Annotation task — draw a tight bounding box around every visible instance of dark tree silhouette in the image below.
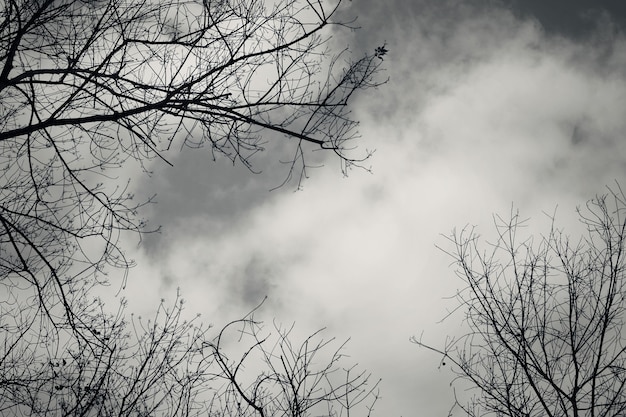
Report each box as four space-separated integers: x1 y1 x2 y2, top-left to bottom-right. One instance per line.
0 0 384 344
0 292 380 416
0 0 384 414
415 184 626 417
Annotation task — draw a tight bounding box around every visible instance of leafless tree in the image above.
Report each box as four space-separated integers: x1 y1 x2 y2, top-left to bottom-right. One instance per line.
0 0 384 351
414 184 626 417
205 308 380 417
0 292 380 416
0 0 384 414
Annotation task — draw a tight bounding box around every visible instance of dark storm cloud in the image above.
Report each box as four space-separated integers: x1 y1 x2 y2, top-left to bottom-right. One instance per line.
503 0 626 39
340 0 626 54
233 255 277 308
138 149 275 248
134 138 317 253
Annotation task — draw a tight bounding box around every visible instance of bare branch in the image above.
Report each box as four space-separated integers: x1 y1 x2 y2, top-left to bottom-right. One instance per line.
416 184 626 417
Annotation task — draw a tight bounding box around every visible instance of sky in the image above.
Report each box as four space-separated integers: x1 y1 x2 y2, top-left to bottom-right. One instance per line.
114 1 626 416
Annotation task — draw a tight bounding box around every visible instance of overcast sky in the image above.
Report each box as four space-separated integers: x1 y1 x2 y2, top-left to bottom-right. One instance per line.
117 1 626 416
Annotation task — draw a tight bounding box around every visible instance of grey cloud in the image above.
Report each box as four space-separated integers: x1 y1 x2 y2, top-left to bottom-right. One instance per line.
502 0 626 39
134 140 301 254
235 255 278 308
341 0 626 49
119 4 626 416
211 254 281 316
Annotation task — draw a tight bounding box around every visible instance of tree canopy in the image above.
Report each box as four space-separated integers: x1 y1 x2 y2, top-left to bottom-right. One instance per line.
0 0 385 415
416 185 626 417
0 0 384 333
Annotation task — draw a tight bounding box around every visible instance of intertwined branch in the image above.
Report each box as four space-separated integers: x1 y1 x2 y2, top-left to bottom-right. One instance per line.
415 184 626 417
0 1 385 414
0 292 380 417
0 0 385 346
205 312 381 417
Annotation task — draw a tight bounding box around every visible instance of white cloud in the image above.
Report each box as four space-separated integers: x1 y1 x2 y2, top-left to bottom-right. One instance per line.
118 2 626 416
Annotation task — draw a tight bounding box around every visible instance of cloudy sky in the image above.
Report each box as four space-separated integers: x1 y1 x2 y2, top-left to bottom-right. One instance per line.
116 1 626 416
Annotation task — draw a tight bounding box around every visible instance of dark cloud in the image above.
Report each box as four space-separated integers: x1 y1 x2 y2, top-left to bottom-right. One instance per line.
138 149 277 235
234 255 277 308
339 0 626 56
134 138 319 254
502 0 626 39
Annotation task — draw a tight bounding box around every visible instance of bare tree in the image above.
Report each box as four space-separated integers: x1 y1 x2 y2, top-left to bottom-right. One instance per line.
0 0 384 347
0 292 380 416
206 309 380 417
0 0 384 414
414 184 626 417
